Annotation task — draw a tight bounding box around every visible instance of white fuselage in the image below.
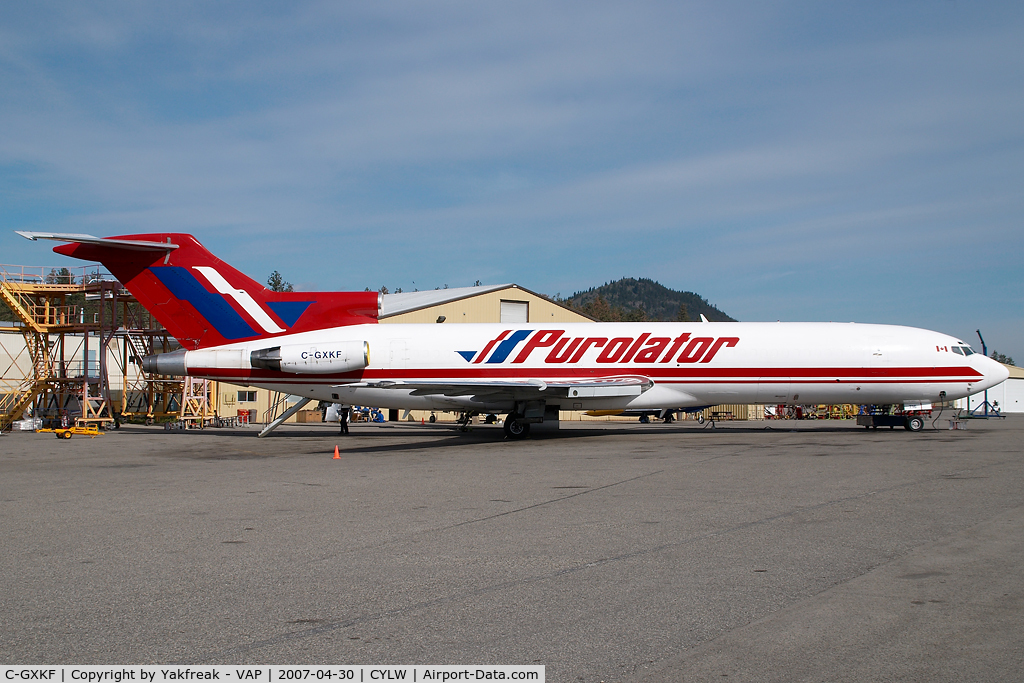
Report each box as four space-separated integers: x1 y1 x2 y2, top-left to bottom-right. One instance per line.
176 321 1009 413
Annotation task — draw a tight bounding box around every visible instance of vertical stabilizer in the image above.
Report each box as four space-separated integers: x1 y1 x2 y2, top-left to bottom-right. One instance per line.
20 232 378 349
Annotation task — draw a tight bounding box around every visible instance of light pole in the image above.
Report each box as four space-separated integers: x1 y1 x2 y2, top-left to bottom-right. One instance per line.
976 330 989 417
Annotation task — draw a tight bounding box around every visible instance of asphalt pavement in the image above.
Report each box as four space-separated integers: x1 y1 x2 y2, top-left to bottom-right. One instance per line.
1 416 1022 682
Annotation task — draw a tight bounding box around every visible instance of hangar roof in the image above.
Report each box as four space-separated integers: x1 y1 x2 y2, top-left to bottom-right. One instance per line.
380 284 514 318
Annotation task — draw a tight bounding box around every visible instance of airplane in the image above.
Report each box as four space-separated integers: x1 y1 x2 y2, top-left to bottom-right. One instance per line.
17 231 1009 438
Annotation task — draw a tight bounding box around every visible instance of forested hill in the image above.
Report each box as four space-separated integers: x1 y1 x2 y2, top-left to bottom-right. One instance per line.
566 278 735 322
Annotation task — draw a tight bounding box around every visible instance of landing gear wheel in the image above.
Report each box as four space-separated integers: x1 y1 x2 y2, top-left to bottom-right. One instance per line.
905 416 924 432
503 414 530 439
428 413 436 423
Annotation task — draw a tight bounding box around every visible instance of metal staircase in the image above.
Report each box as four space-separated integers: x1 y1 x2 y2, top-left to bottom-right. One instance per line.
1 262 203 431
0 279 48 430
1 265 115 430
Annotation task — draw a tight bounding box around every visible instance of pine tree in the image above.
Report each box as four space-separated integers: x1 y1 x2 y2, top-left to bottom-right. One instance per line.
991 351 1015 366
45 268 75 284
267 271 293 292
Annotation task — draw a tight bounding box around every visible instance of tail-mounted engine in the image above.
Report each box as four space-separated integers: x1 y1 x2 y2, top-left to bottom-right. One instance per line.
251 341 369 374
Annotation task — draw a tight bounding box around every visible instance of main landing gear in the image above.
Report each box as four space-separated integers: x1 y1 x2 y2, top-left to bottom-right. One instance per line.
503 413 530 439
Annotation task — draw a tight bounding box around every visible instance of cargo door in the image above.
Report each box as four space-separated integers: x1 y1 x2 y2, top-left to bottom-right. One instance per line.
756 377 792 404
389 340 409 369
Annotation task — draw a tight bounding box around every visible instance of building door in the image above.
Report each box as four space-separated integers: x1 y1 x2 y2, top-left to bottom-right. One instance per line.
500 300 528 323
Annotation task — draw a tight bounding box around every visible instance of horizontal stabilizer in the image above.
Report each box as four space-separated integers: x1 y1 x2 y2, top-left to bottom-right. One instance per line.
17 231 180 251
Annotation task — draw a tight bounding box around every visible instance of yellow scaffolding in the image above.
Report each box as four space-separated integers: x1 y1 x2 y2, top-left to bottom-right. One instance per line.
1 263 208 430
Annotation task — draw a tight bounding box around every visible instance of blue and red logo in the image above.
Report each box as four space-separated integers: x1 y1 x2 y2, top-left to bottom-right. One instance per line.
459 330 739 365
150 266 312 341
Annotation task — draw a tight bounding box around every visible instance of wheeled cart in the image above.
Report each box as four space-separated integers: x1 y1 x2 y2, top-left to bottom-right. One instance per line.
857 414 925 432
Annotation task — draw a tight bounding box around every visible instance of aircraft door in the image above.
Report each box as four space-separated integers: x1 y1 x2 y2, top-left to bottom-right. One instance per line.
756 377 792 404
389 340 409 369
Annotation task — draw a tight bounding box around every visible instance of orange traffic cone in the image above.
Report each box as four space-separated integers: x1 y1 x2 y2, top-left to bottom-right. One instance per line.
421 417 425 425
333 445 340 459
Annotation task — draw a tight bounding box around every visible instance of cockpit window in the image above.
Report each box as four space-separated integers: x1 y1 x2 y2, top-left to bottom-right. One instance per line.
961 346 974 356
951 346 963 356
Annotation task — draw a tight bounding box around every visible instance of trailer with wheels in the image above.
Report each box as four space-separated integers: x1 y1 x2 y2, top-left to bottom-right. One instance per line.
44 424 104 439
856 414 926 431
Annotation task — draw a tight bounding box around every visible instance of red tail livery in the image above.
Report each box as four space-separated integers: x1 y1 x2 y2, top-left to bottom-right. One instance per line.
34 232 378 350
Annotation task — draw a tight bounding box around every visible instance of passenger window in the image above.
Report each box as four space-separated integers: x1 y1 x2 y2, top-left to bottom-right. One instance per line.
951 347 963 355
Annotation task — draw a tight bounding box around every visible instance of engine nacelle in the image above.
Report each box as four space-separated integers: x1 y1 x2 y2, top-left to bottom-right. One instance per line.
142 348 187 376
142 348 251 375
250 341 369 374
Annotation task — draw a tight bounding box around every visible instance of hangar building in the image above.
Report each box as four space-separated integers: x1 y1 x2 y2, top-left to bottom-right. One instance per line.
378 283 591 325
958 363 1024 415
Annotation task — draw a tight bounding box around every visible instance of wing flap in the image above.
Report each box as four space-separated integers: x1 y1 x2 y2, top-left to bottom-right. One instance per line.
337 375 652 400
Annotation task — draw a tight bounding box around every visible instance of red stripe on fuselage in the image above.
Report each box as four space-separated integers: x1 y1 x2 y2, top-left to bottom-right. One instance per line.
198 377 982 387
191 364 983 383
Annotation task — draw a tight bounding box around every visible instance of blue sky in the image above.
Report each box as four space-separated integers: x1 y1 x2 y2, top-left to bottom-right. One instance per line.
2 1 1022 360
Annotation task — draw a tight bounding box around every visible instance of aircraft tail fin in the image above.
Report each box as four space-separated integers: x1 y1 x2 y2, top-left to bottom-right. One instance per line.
18 232 379 350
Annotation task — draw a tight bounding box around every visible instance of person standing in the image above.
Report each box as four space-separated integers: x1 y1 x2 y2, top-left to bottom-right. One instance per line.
339 405 349 435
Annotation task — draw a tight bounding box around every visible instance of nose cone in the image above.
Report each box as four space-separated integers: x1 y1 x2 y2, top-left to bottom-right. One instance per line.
973 354 1010 392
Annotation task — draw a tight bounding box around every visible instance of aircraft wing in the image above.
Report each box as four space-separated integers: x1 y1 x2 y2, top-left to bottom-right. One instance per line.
337 375 653 400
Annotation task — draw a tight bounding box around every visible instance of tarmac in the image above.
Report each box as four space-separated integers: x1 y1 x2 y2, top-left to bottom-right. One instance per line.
1 415 1022 682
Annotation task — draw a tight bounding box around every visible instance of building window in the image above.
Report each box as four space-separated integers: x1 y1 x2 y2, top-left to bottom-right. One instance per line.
238 391 258 403
500 300 529 323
